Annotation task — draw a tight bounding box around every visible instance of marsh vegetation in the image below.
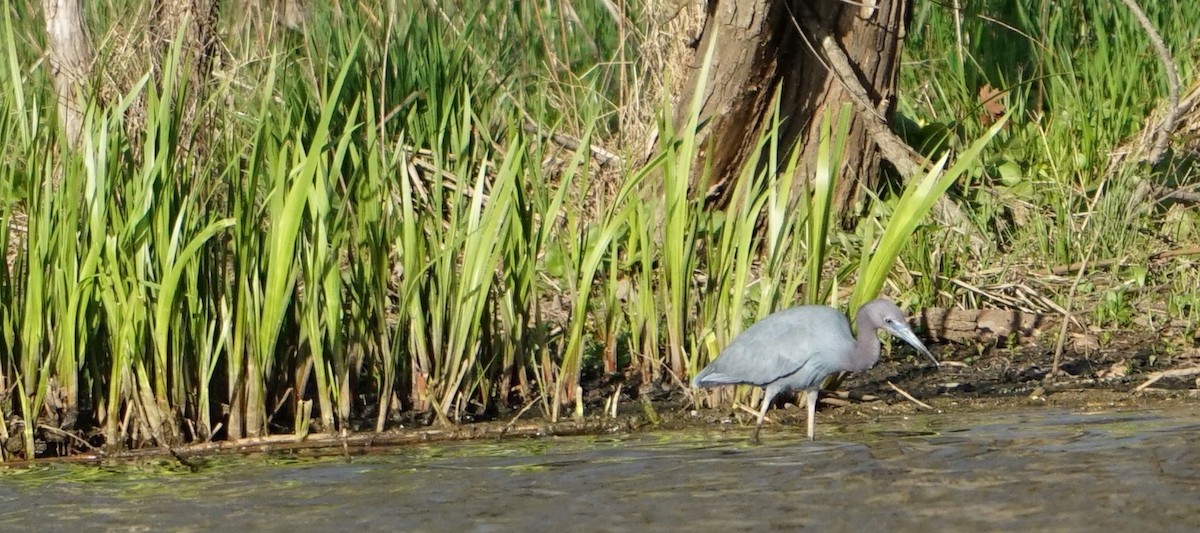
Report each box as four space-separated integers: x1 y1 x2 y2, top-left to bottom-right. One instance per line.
0 0 1197 460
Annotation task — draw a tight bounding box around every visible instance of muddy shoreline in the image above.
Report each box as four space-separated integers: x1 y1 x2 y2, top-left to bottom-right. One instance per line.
4 329 1198 467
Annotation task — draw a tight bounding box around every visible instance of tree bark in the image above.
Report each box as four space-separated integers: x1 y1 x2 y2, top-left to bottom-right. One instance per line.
680 0 911 223
149 0 221 82
42 0 94 150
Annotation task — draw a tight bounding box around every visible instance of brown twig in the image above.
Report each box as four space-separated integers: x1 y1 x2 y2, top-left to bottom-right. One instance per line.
1117 0 1181 165
1034 246 1200 276
499 393 543 438
167 446 202 472
1051 181 1108 376
1134 366 1200 391
522 123 622 167
1156 185 1200 204
827 390 880 402
784 1 987 246
36 424 100 453
886 381 934 410
734 402 768 423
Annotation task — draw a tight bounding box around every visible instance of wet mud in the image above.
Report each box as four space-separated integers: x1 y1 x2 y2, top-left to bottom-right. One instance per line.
682 332 1200 437
5 330 1199 463
3 334 1199 531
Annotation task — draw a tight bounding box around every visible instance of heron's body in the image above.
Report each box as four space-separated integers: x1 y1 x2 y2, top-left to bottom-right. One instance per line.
692 298 937 442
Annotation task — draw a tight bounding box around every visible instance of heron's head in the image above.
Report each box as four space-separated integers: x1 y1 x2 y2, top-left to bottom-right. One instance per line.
861 299 939 367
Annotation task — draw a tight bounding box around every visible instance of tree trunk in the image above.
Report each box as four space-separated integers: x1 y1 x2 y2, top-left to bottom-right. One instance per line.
38 0 93 442
680 0 911 223
42 0 94 150
146 0 221 156
149 0 221 82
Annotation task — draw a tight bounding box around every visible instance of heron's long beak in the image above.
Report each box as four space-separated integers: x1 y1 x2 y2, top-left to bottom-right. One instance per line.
888 324 940 367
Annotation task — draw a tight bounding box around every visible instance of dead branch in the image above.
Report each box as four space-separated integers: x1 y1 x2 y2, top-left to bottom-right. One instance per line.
1034 245 1200 276
788 2 928 178
523 123 622 167
1135 366 1200 391
1118 0 1181 165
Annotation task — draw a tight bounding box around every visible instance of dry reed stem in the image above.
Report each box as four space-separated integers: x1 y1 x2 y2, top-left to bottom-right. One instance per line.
886 381 934 410
1135 366 1200 391
1051 180 1108 376
734 402 770 424
1116 0 1181 165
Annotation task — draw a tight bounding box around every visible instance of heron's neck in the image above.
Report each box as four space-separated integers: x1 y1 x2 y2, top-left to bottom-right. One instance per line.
851 310 882 371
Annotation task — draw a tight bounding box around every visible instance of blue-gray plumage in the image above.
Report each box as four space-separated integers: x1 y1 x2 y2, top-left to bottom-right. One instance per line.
692 298 938 442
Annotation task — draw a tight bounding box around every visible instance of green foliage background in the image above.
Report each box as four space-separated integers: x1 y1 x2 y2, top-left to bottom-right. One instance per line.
0 0 1195 458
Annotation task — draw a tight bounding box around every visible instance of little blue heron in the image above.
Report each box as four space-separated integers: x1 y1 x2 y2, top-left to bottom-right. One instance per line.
692 298 938 442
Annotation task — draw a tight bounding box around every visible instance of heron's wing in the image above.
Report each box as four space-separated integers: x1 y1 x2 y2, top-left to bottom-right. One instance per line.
698 344 839 390
694 305 853 388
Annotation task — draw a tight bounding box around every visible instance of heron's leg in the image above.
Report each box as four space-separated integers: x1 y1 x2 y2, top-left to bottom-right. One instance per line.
752 388 776 445
806 389 818 441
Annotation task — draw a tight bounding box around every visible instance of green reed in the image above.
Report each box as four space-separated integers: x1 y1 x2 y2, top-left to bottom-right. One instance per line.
0 0 1193 460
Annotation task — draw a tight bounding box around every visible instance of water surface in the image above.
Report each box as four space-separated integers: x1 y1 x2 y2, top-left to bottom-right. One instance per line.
2 407 1198 532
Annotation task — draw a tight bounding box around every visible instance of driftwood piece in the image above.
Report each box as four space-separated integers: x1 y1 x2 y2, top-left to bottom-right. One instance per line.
916 307 1046 344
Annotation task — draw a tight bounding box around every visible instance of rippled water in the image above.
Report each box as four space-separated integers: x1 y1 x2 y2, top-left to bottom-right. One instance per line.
2 407 1199 532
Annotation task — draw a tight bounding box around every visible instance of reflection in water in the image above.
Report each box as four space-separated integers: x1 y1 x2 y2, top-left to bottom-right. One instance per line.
2 408 1199 531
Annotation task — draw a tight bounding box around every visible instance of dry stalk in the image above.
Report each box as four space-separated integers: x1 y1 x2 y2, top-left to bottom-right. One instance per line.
886 381 934 410
1117 0 1181 166
1051 180 1108 377
1135 366 1200 391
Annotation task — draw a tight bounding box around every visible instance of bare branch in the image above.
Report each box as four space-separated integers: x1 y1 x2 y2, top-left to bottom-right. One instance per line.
789 1 929 178
1118 0 1181 165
